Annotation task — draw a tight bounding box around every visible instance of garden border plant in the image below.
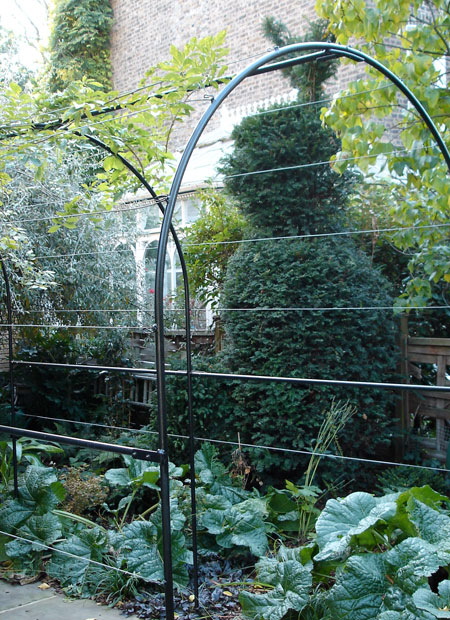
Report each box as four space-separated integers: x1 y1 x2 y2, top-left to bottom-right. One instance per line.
1 41 450 620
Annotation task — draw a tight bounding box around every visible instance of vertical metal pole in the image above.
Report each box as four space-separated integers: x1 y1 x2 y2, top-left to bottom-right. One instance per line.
398 314 409 460
1 259 18 496
181 256 199 605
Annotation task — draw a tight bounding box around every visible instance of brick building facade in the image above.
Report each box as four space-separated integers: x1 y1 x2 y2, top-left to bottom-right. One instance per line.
109 0 365 162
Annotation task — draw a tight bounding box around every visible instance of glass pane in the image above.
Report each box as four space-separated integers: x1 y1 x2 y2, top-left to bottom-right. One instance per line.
184 198 199 224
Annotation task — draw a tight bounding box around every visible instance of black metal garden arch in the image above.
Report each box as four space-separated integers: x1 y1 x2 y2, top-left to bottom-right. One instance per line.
1 42 450 620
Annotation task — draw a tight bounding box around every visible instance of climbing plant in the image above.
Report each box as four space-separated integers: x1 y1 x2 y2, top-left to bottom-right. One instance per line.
47 0 114 91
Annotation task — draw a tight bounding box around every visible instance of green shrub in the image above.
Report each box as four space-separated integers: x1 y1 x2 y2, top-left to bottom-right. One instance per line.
221 236 397 477
219 105 353 237
217 39 399 480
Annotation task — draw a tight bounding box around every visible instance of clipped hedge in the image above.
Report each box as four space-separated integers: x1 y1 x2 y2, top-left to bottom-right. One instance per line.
221 236 398 477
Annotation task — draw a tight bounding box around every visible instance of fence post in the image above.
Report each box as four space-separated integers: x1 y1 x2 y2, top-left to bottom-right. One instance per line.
397 314 409 459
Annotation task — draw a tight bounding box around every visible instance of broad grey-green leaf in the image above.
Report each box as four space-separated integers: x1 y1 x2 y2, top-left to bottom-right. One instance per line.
6 513 61 557
150 497 186 532
210 498 268 557
326 553 387 619
385 538 450 595
105 458 160 490
18 466 65 513
47 527 107 591
408 499 450 545
413 580 450 618
316 492 396 561
240 560 311 620
104 467 131 487
0 499 33 531
378 612 432 620
119 520 191 587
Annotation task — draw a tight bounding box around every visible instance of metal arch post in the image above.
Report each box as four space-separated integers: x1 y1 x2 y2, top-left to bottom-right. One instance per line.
0 259 18 496
83 133 199 616
153 42 450 617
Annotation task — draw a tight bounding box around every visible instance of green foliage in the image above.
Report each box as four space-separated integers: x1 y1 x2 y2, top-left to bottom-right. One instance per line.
317 0 450 308
0 31 229 293
183 184 248 307
218 17 399 480
263 17 338 101
221 236 397 477
240 546 312 620
3 449 450 618
47 0 114 91
13 330 133 427
0 436 63 492
219 103 354 237
240 485 450 619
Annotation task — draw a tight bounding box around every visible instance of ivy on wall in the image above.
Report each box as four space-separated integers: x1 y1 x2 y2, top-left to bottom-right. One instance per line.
47 0 114 91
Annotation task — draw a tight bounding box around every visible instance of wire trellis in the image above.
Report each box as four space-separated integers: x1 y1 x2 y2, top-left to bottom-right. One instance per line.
1 41 450 620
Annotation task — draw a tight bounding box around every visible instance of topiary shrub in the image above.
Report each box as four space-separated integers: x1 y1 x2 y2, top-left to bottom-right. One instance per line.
221 236 398 477
217 21 399 481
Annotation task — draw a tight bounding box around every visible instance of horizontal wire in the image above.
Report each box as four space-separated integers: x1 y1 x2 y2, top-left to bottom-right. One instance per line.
15 411 450 475
183 222 450 248
0 529 149 581
221 145 436 180
10 362 450 393
198 305 450 312
252 84 393 116
5 187 199 229
17 305 450 315
0 323 148 330
19 221 449 263
4 194 167 226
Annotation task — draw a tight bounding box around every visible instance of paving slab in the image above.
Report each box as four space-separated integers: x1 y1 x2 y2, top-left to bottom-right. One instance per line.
0 580 139 619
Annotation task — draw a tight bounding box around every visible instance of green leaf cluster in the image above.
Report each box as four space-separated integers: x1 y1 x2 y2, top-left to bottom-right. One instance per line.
47 0 114 92
317 0 450 307
241 485 450 619
220 235 397 478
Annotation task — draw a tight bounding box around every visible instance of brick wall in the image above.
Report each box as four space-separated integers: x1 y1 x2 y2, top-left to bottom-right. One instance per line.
110 0 368 152
110 0 320 96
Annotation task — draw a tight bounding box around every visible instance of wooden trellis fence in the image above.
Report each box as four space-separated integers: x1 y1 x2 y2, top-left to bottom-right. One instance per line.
399 317 450 461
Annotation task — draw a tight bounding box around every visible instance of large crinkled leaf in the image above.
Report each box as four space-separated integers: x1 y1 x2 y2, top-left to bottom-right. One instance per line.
378 611 433 620
326 553 388 619
118 520 192 587
277 543 316 569
6 513 61 557
385 538 450 595
315 492 397 561
104 457 160 490
327 538 450 620
47 527 107 593
0 499 33 531
413 580 450 618
195 443 229 487
240 559 312 620
18 466 65 513
202 497 268 557
201 492 232 511
408 499 450 545
149 497 186 532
